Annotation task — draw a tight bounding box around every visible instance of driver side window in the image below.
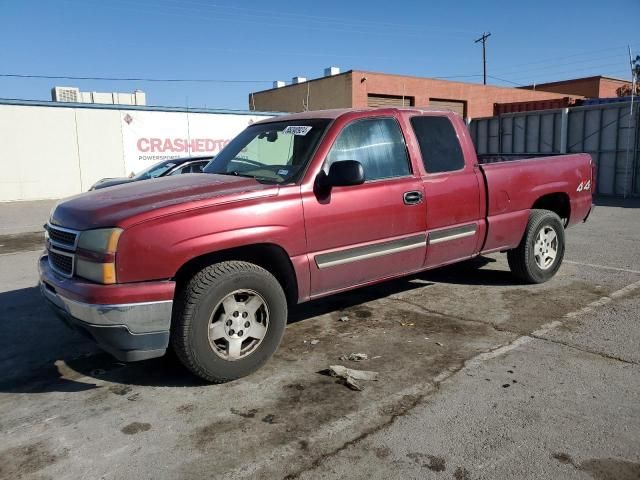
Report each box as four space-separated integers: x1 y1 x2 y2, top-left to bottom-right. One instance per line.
325 118 410 181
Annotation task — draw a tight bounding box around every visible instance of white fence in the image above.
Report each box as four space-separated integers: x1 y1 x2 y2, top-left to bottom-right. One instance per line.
0 100 273 202
469 101 640 196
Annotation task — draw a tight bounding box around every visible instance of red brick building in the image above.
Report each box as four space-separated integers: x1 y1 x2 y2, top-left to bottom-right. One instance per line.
250 69 583 118
520 75 631 98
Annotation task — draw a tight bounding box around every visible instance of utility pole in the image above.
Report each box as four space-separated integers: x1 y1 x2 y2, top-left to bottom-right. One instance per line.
475 32 491 85
623 46 640 198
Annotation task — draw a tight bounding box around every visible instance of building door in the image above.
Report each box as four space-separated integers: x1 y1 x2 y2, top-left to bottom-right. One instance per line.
429 99 467 118
367 94 414 107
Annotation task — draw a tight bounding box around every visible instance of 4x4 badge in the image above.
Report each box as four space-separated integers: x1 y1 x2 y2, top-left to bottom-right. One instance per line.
577 180 591 192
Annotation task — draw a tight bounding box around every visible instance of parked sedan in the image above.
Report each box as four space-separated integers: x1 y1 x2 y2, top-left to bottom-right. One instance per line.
89 156 213 190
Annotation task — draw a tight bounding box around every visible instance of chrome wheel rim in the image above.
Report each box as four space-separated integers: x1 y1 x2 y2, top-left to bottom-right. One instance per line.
534 226 558 270
208 289 269 361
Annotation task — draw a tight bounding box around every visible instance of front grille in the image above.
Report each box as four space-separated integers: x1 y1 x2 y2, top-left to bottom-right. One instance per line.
46 224 78 277
49 249 74 276
47 224 78 249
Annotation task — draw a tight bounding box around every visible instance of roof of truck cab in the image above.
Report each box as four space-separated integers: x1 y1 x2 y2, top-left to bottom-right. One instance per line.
253 107 454 124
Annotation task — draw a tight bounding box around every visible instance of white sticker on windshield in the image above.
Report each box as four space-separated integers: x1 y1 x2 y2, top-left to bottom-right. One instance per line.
277 169 289 176
283 125 312 136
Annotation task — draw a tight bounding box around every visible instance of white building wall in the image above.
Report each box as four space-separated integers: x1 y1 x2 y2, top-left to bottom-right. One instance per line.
75 108 126 190
0 104 82 201
0 102 274 202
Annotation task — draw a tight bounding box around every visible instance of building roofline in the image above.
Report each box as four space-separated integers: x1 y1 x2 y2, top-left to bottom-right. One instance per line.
0 97 282 116
250 70 354 95
250 68 582 97
520 75 631 89
348 69 582 96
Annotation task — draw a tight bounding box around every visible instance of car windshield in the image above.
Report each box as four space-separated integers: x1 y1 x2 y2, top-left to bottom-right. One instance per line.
134 159 180 180
204 119 331 184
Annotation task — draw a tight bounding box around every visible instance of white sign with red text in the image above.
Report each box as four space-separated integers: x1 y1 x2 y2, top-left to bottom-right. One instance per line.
120 110 272 175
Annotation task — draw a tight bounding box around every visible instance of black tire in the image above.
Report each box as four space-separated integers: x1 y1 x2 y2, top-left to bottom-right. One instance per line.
507 209 565 284
171 261 287 383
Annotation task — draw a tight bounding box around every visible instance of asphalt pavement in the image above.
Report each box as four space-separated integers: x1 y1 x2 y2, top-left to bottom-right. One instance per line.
0 201 638 480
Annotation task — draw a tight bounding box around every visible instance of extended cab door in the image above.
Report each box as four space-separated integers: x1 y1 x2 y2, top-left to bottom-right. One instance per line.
408 114 484 268
302 116 427 297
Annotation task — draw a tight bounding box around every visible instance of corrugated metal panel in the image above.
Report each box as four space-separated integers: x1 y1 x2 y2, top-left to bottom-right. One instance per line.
493 97 573 115
367 94 413 107
429 99 465 117
469 101 640 197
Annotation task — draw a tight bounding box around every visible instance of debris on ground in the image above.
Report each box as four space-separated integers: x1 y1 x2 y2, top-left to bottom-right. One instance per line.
435 342 444 347
310 339 319 345
339 353 369 362
329 365 379 391
398 321 415 327
339 316 350 322
372 355 382 360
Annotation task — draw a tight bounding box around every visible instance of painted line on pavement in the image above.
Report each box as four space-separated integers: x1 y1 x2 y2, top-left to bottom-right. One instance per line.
565 260 640 275
466 278 640 368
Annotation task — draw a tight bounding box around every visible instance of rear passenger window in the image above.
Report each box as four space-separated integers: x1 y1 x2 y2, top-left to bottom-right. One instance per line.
325 118 410 181
410 116 465 173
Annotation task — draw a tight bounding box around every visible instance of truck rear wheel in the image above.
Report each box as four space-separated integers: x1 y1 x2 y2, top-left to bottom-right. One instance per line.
172 261 287 383
507 209 565 284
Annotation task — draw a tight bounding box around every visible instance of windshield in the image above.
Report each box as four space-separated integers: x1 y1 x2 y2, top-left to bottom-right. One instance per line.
204 119 331 184
134 159 179 180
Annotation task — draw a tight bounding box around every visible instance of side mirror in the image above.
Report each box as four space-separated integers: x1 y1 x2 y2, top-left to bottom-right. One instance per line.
317 160 365 191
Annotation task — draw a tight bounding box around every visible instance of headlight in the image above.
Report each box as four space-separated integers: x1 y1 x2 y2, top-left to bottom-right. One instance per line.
76 228 122 284
78 228 122 254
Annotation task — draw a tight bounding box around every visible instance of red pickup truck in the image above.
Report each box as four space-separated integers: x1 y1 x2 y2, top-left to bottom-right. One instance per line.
40 107 594 382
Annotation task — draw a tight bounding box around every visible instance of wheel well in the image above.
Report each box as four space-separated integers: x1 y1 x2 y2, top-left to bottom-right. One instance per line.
173 244 299 306
532 193 571 226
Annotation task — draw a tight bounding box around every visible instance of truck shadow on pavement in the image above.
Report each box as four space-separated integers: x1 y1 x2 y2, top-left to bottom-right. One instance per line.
0 256 513 393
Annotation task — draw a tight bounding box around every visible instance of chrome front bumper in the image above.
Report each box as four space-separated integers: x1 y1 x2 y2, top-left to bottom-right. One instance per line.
40 281 173 333
40 281 172 361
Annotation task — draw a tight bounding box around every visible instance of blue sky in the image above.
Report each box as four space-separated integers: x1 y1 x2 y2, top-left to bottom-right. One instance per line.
1 0 638 110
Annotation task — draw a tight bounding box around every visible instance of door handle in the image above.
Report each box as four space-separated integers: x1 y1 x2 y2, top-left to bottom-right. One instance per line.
403 191 423 205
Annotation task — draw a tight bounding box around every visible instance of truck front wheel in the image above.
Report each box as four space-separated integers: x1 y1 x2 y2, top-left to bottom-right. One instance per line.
172 261 287 383
507 209 565 284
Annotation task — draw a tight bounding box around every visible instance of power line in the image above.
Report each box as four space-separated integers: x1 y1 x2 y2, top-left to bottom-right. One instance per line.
501 61 632 83
86 0 478 35
70 0 473 39
487 75 526 86
0 73 272 84
494 43 640 70
491 52 631 77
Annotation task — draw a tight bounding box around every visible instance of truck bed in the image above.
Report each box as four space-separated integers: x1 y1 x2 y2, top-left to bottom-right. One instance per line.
478 152 593 253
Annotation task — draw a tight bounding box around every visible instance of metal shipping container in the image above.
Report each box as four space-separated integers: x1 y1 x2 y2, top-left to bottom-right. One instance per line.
493 97 574 116
470 101 639 197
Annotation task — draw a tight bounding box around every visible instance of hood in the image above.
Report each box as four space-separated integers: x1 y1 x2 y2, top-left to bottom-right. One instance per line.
91 177 137 190
51 173 278 230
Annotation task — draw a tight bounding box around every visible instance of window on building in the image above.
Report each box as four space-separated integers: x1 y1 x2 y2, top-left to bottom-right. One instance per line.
325 118 410 181
367 94 414 107
410 116 465 174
